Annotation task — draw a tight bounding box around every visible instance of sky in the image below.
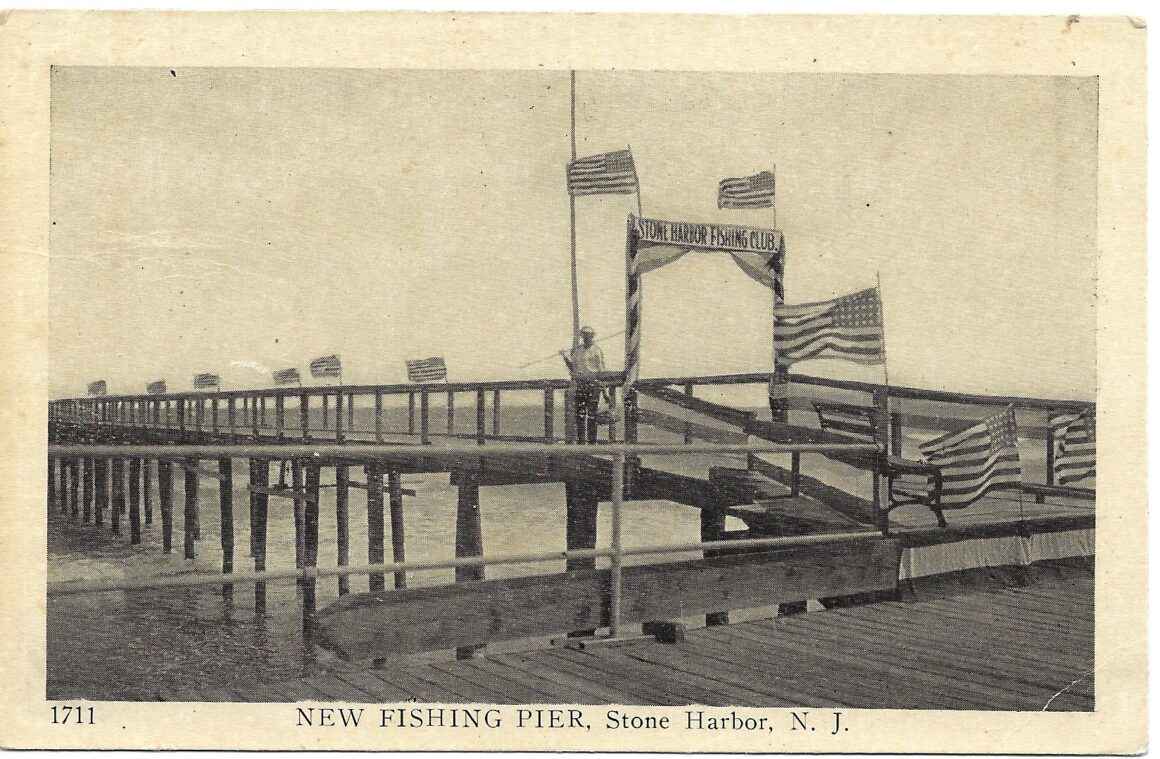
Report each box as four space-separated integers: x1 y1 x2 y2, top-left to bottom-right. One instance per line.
49 68 1097 400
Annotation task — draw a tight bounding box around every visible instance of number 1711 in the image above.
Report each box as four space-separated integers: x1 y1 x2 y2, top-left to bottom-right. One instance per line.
51 705 94 724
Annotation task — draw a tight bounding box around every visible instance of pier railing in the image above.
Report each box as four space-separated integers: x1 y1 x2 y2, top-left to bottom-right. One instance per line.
47 440 882 648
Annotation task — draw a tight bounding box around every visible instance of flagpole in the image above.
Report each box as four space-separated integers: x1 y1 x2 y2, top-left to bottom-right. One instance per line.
569 70 580 349
628 144 643 218
772 164 777 229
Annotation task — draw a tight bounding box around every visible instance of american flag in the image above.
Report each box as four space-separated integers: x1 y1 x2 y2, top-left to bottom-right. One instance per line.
310 354 342 379
87 380 107 396
272 368 301 386
406 356 448 383
773 287 885 366
146 380 167 395
919 406 1022 508
193 373 220 390
718 170 776 210
1050 410 1096 485
567 149 639 197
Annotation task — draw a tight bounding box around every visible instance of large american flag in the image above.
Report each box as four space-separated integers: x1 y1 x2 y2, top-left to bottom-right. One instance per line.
718 170 775 210
773 287 885 366
1050 410 1096 485
406 356 448 383
567 149 638 197
87 380 107 396
272 368 301 386
146 380 167 395
310 355 342 379
193 373 220 390
919 406 1022 508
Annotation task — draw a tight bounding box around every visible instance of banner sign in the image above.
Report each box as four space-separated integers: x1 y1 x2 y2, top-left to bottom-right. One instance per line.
633 215 781 254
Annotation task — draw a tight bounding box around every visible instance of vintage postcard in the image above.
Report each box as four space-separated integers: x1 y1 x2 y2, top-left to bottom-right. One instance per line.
0 11 1146 754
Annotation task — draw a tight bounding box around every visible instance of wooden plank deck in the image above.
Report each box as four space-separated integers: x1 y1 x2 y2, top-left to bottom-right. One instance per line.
166 565 1093 710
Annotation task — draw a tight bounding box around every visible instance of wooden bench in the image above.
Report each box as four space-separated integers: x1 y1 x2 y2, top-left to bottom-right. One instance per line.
813 402 948 527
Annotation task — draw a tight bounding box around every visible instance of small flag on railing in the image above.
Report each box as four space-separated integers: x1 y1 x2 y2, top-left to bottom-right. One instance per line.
919 406 1022 508
87 380 107 396
193 373 220 390
718 170 775 210
1050 410 1096 485
406 356 448 383
272 368 301 386
567 149 639 197
310 354 342 379
774 287 885 366
146 380 167 395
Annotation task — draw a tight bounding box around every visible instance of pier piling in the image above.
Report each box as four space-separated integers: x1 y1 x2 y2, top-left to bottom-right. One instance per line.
292 460 305 577
110 458 124 535
303 460 321 624
365 464 385 592
183 458 198 559
158 460 173 553
82 456 93 523
565 480 598 638
455 471 485 660
143 458 153 525
69 459 80 519
250 458 270 614
388 471 406 589
335 465 350 596
128 458 142 544
219 458 234 599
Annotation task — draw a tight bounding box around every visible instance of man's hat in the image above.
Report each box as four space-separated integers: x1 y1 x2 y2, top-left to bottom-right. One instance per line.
580 326 596 335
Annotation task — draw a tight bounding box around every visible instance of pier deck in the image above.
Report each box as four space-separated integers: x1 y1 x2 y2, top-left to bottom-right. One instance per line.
164 561 1094 710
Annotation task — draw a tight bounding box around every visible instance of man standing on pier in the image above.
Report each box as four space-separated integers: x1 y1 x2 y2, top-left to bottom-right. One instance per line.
560 326 606 444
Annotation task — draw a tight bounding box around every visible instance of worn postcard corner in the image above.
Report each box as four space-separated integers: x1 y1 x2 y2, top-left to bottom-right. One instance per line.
0 10 1147 755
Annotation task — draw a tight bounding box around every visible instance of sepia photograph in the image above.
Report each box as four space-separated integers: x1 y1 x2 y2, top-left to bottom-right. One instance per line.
1 10 1145 754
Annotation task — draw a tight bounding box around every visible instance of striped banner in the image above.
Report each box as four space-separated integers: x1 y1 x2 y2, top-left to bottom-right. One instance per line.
87 380 107 397
718 170 775 210
310 355 342 379
406 356 448 383
919 406 1022 508
193 373 220 390
1050 411 1096 485
567 149 639 197
272 368 301 386
774 287 884 366
146 380 167 395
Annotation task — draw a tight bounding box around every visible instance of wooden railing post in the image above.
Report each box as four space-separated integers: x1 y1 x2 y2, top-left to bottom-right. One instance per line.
1041 425 1056 504
543 388 555 442
890 411 903 457
872 387 891 534
335 391 344 443
275 395 285 439
447 390 456 436
347 392 355 433
492 390 502 437
300 393 310 440
475 390 486 444
374 391 383 442
322 393 330 431
420 390 430 445
407 393 416 435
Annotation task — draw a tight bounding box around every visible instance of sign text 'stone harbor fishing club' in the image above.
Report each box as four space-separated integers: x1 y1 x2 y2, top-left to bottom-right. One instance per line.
634 216 781 253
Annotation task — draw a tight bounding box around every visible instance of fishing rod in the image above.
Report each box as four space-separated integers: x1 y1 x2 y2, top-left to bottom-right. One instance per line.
517 329 626 369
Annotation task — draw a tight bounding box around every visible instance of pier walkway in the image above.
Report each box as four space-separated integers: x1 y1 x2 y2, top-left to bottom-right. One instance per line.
162 560 1093 710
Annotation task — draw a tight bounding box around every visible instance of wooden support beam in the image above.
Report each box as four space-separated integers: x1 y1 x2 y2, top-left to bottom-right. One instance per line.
447 390 455 436
47 456 56 513
322 393 330 431
455 470 485 660
366 464 385 592
219 458 234 598
317 538 903 661
292 460 305 575
158 460 172 552
275 395 285 439
374 392 383 443
388 471 406 590
476 390 486 444
335 391 344 442
94 457 107 527
227 397 236 435
407 393 416 435
250 458 269 614
69 458 80 519
543 388 555 442
211 397 219 434
300 393 310 441
701 509 730 626
347 392 355 432
492 389 501 437
336 464 350 596
183 458 198 559
142 457 153 525
82 457 93 523
303 460 321 619
128 458 142 544
110 458 124 535
420 391 430 445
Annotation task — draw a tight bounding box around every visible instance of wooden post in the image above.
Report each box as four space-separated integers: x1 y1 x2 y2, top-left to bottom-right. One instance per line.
335 464 350 595
492 390 501 437
142 458 153 525
300 393 310 440
303 460 321 618
475 390 486 444
388 471 406 589
683 382 695 444
407 392 415 435
250 395 259 439
259 395 267 431
607 385 619 442
249 458 269 614
158 460 172 551
701 509 730 626
790 452 801 497
164 400 172 430
82 457 93 523
565 480 598 637
455 470 485 660
347 392 355 432
183 458 198 559
110 458 123 536
69 458 80 519
564 386 576 443
420 391 430 445
94 457 107 527
1041 427 1055 504
335 391 344 443
219 458 234 599
227 397 236 436
211 398 219 434
128 458 141 544
366 464 385 592
48 456 56 513
322 393 330 431
275 395 285 439
544 388 555 442
292 460 305 576
177 399 186 439
374 391 383 442
872 387 891 534
447 390 455 436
